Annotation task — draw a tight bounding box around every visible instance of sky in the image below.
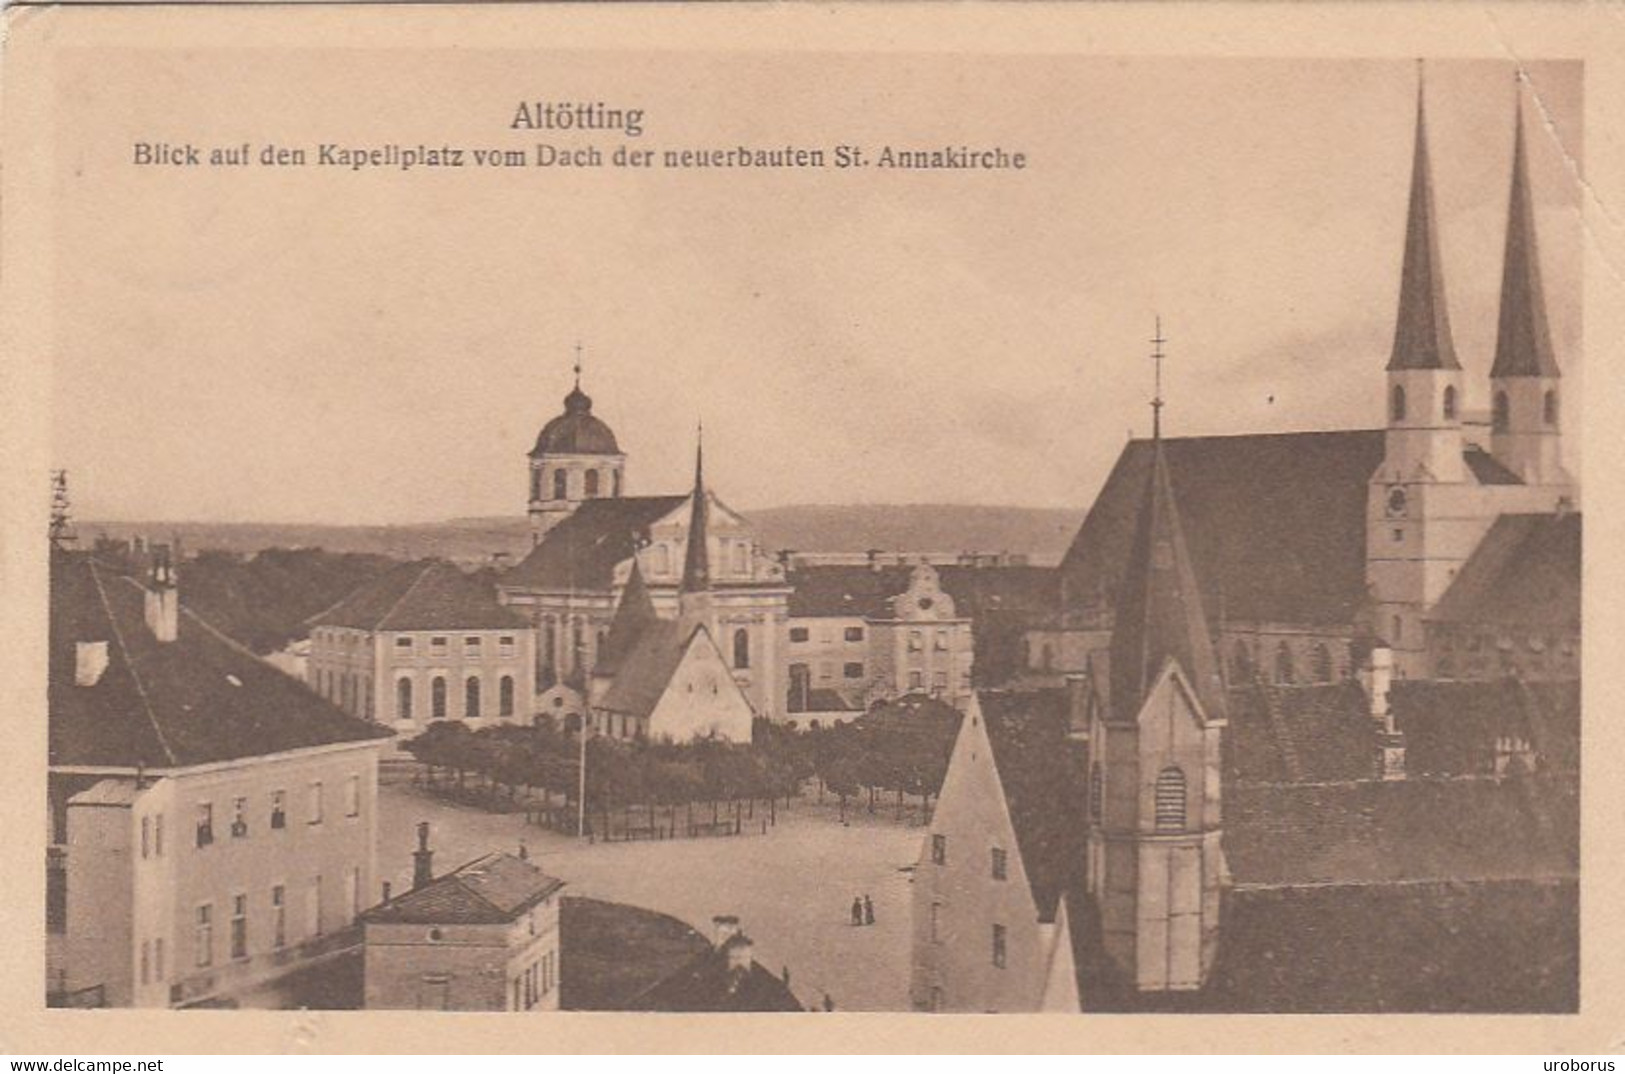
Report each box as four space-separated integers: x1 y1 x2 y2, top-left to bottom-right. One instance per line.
51 52 1583 524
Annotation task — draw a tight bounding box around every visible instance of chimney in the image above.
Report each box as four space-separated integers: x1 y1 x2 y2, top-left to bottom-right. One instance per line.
712 914 741 946
74 640 109 686
723 933 754 975
412 821 434 890
143 548 179 643
1359 642 1406 780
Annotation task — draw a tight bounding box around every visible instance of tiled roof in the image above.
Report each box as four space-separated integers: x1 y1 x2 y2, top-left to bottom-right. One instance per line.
1392 678 1579 777
596 620 692 719
503 496 687 592
978 689 1085 924
595 562 659 678
49 551 392 769
629 940 803 1012
311 559 528 632
1430 513 1580 627
362 852 565 925
1059 430 1387 629
1223 683 1380 784
787 563 1056 620
1224 775 1577 889
804 688 862 713
1463 445 1525 486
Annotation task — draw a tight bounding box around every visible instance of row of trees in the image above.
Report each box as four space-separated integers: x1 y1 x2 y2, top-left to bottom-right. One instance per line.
400 693 964 832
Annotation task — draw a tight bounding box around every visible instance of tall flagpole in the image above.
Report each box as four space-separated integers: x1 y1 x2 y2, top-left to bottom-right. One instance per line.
577 713 589 840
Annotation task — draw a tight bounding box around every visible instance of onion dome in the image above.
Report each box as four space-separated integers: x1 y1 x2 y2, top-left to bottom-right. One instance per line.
530 383 620 457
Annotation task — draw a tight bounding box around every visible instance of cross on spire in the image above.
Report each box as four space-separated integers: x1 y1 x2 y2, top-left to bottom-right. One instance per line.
573 342 583 388
1150 316 1167 441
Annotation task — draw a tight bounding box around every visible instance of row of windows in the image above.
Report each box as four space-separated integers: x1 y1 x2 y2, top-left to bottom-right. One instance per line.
788 625 866 644
391 635 517 657
532 465 623 502
1389 384 1559 428
395 674 517 721
513 950 557 1010
924 902 1007 972
1230 639 1339 686
176 871 361 975
185 778 360 850
928 835 1009 882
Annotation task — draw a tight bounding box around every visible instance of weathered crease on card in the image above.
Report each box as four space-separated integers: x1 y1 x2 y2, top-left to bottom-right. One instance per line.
3 0 1624 1055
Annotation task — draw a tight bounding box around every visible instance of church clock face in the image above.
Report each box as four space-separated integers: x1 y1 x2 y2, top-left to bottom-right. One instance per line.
1385 485 1409 518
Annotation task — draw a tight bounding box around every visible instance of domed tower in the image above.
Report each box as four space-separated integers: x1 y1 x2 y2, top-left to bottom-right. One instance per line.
527 355 626 543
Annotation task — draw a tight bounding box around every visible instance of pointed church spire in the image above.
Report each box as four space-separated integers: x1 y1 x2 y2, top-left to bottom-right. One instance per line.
1491 75 1561 378
596 558 659 677
680 424 710 594
1109 353 1225 723
1388 65 1462 372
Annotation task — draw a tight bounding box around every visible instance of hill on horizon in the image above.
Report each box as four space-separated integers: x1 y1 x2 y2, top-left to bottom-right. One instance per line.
83 502 1085 566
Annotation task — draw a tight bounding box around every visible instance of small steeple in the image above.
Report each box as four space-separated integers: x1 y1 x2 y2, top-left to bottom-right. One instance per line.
1109 338 1225 723
1388 64 1462 373
1491 75 1561 379
680 424 710 595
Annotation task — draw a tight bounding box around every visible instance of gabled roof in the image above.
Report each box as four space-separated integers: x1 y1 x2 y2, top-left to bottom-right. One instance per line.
786 565 913 618
363 852 564 925
1223 683 1381 784
503 495 688 592
1393 678 1579 776
312 559 527 632
1107 437 1226 722
50 551 392 769
595 561 660 678
977 689 1085 924
1463 445 1525 486
629 940 802 1012
1430 513 1579 628
1388 83 1462 372
1060 430 1386 628
596 620 692 719
1491 101 1561 379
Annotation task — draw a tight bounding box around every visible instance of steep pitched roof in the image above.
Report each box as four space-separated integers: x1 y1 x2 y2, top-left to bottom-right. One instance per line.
312 559 527 632
363 852 564 925
1223 683 1381 784
1059 430 1386 628
1430 512 1579 628
1491 100 1561 378
595 561 660 678
680 440 710 594
1107 437 1227 722
1393 678 1579 776
1388 82 1462 372
503 495 688 591
596 619 691 718
786 564 913 618
978 689 1085 924
49 551 391 769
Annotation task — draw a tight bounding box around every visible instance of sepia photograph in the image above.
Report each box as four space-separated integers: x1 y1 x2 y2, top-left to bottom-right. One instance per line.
3 6 1615 1054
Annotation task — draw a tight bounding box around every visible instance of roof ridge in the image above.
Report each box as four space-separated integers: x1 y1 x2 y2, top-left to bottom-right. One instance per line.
96 564 178 766
374 560 438 631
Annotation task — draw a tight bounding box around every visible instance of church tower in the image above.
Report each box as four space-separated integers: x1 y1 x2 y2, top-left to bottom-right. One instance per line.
1366 74 1476 676
526 350 627 544
1489 83 1571 490
1084 345 1226 993
676 429 718 641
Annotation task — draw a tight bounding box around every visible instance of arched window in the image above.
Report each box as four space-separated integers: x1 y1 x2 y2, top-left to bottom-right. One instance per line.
499 675 515 717
584 470 600 498
552 468 569 500
465 675 481 719
612 470 623 497
571 620 585 675
733 627 751 669
396 677 413 721
1493 391 1510 433
1154 767 1187 832
1089 762 1104 823
1443 385 1457 421
530 468 542 502
1275 642 1295 685
1544 390 1559 426
1231 641 1252 684
541 618 556 675
1390 384 1407 422
1311 643 1333 683
431 676 447 720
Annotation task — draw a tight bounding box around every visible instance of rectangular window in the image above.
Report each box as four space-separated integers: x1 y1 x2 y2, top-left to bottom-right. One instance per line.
154 937 164 981
931 834 947 865
909 671 924 690
930 903 941 943
844 662 865 679
195 803 214 848
231 797 249 839
195 904 213 968
992 924 1007 969
308 781 324 825
465 636 482 653
141 816 151 859
789 627 809 643
345 775 361 818
932 670 948 692
270 790 286 830
154 813 164 857
230 894 248 960
499 635 516 656
430 636 448 653
844 626 864 643
308 875 323 938
140 940 150 984
935 629 949 651
395 636 413 651
908 631 923 652
991 847 1008 881
271 885 286 948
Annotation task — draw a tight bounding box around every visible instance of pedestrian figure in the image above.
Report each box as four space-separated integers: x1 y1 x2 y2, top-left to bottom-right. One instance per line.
823 993 835 1012
851 896 863 926
864 894 875 926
